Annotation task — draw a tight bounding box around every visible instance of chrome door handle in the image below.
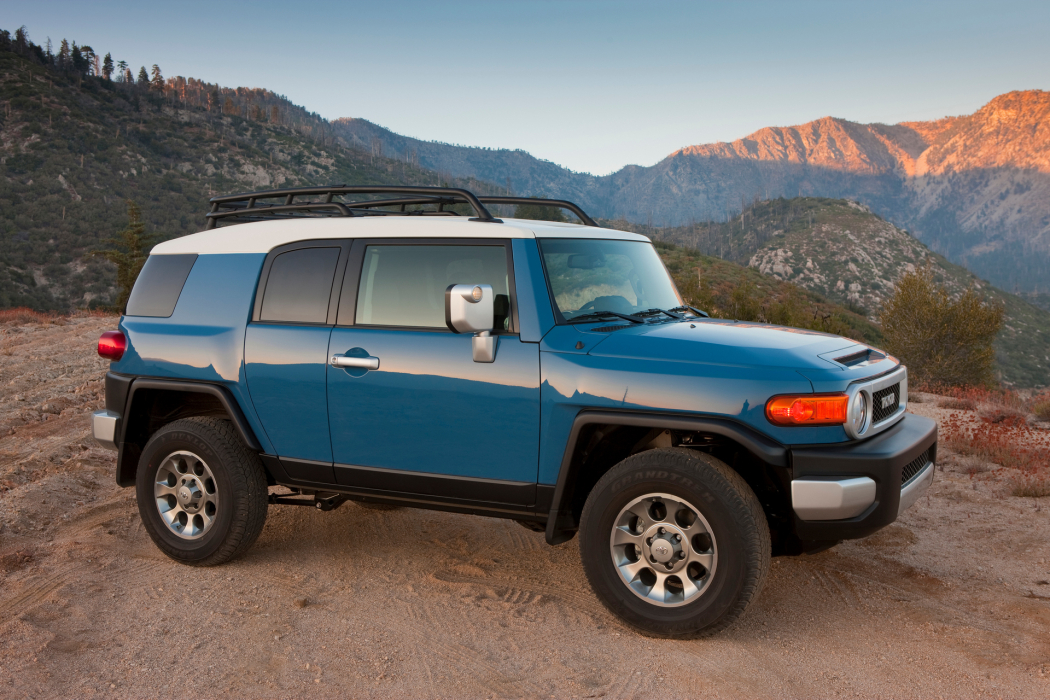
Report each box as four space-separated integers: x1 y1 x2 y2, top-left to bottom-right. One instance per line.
330 355 379 370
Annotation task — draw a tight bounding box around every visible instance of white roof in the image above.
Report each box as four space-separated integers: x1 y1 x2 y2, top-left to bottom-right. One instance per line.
150 216 650 255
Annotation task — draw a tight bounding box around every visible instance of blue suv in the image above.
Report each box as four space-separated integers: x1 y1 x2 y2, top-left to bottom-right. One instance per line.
92 186 936 637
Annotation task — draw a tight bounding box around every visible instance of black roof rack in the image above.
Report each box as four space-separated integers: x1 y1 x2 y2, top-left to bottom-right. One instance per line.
204 185 597 229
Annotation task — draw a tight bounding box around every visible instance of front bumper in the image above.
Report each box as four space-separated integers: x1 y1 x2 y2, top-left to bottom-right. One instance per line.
91 410 121 451
789 413 937 541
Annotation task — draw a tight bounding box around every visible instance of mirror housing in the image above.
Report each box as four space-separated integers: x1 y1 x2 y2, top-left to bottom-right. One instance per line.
445 284 495 334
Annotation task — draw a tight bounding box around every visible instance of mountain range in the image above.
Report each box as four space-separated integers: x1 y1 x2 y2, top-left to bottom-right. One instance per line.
333 90 1050 293
1 31 1048 385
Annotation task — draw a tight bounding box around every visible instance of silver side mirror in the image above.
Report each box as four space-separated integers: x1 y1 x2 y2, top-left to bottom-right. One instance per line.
445 283 497 363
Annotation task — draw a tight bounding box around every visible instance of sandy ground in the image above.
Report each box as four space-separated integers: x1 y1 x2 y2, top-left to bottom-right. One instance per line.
1 316 1049 699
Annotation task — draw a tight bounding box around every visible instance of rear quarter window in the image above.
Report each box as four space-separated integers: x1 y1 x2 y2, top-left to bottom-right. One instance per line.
125 254 198 317
259 247 341 324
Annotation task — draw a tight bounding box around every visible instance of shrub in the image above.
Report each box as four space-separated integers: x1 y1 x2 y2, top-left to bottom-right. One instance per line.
1033 397 1050 422
880 262 1003 387
0 307 59 324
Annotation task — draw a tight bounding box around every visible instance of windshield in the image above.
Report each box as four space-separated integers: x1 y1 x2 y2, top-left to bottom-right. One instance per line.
539 239 683 321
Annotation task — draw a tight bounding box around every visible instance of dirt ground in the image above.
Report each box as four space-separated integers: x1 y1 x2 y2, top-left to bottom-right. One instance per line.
1 316 1049 699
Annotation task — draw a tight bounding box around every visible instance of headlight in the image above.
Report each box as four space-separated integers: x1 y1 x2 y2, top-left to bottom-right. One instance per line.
849 392 868 435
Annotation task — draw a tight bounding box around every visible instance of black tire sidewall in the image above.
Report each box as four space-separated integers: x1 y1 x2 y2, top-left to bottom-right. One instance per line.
136 422 240 562
580 451 764 636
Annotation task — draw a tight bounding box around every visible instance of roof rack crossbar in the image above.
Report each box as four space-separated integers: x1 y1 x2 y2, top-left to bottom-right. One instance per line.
476 197 597 227
205 186 503 229
206 202 353 225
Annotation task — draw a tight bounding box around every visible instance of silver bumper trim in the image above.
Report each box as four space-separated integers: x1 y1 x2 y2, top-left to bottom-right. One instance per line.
898 462 935 516
791 477 877 521
91 410 120 451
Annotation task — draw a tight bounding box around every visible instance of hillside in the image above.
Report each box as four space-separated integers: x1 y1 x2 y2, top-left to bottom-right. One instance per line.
0 44 497 310
629 198 1050 388
333 92 1050 294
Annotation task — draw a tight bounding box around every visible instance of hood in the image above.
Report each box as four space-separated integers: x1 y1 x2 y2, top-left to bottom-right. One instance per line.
583 318 863 371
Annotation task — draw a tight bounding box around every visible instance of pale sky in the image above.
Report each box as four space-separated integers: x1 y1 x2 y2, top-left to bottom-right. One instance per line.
4 0 1048 175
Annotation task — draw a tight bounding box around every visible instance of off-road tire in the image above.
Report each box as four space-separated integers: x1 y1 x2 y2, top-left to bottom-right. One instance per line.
136 417 268 566
579 448 770 638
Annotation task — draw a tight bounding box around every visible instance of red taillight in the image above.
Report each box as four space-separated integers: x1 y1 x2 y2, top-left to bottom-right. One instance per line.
98 331 126 361
766 394 848 426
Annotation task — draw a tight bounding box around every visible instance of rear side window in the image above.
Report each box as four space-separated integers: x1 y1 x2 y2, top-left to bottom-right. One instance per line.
355 245 510 329
260 247 340 324
125 254 198 317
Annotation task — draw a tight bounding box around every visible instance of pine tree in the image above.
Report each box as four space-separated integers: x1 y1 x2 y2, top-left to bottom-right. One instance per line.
13 26 28 55
71 42 86 73
150 64 164 91
137 66 149 85
91 201 156 311
58 39 70 69
102 53 114 80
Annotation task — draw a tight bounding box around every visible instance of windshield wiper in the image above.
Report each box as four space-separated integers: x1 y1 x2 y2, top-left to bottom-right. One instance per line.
566 311 645 325
669 305 710 318
637 308 684 320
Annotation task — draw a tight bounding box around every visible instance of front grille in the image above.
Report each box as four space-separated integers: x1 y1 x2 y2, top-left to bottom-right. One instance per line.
872 382 901 423
901 447 931 485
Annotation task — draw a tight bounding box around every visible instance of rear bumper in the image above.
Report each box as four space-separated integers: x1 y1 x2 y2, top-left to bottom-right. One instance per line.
91 410 121 451
789 414 937 541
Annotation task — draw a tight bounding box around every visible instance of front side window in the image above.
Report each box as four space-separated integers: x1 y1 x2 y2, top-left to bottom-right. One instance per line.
539 239 682 321
356 245 511 329
260 247 340 324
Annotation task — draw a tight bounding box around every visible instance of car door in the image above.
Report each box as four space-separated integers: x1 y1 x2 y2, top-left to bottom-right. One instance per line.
326 239 540 506
244 240 350 484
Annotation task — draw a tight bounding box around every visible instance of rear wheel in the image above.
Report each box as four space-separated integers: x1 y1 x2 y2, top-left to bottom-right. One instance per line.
579 448 770 637
136 417 268 566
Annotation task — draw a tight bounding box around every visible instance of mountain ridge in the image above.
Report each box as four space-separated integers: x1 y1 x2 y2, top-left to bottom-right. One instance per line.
333 91 1050 292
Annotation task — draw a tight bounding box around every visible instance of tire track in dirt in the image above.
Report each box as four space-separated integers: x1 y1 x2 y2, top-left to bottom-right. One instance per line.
0 564 80 626
431 566 613 623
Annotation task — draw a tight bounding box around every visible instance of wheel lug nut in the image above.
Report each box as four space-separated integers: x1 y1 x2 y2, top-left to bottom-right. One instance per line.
674 534 681 542
658 527 665 535
679 551 686 559
646 537 652 545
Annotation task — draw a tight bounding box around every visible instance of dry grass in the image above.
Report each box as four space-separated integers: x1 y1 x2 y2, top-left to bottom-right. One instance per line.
940 397 976 411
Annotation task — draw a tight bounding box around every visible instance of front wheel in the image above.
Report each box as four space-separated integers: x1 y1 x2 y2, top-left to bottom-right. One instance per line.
136 417 268 566
579 448 770 637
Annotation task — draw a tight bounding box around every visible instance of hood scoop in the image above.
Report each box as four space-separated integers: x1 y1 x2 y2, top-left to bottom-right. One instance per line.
828 347 886 368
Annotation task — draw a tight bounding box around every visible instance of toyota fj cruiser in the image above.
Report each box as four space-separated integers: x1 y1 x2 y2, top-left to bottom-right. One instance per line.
92 185 936 637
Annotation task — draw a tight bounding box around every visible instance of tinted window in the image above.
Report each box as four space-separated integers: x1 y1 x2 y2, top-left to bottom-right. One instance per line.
356 245 510 329
260 247 340 324
125 254 198 317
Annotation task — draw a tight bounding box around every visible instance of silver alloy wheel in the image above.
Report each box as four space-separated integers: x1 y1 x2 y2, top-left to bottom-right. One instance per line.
153 450 219 540
609 492 717 607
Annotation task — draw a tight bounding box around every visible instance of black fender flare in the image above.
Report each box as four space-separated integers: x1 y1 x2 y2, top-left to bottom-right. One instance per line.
544 410 787 544
115 377 262 487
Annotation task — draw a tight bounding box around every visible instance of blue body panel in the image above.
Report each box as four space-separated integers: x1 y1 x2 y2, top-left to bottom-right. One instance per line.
327 328 540 483
113 253 274 455
244 324 334 463
110 244 897 494
536 324 852 484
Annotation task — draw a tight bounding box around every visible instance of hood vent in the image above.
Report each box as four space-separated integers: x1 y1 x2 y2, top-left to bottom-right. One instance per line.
834 348 886 368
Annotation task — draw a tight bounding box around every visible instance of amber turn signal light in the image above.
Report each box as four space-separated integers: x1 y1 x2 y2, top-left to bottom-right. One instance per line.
766 394 848 426
98 330 126 361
